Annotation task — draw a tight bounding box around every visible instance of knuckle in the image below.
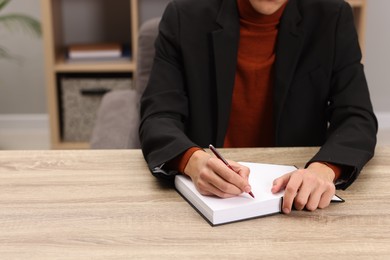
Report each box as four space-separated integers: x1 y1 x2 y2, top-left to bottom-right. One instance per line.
198 170 209 180
242 165 250 174
306 204 317 211
197 186 207 195
318 202 330 209
305 173 317 184
224 173 234 182
308 173 317 181
206 157 215 167
219 182 230 192
294 202 303 211
199 191 208 196
196 180 207 191
285 185 296 194
294 198 306 208
326 182 336 192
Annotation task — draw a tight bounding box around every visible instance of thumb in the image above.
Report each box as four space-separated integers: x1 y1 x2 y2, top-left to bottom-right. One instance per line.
271 173 291 194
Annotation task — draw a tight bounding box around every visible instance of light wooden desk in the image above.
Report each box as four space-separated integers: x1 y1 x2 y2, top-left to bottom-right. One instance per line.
0 147 389 259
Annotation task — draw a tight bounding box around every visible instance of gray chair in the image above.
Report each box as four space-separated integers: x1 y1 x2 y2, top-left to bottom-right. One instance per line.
90 18 160 149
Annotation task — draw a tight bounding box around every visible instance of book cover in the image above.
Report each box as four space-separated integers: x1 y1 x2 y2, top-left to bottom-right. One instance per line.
175 162 343 226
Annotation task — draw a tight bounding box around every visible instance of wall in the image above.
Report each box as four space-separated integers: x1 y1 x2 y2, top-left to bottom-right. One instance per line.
0 0 45 114
365 0 390 115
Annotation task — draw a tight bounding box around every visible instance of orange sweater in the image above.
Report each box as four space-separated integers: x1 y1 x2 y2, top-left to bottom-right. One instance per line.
224 0 286 147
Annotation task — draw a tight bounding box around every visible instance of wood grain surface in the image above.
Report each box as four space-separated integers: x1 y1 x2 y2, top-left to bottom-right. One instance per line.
0 147 389 259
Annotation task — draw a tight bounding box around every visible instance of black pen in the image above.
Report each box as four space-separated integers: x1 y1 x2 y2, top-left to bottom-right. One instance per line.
209 144 255 198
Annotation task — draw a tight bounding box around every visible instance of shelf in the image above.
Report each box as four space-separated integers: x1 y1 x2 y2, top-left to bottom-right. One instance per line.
55 56 135 73
346 0 365 7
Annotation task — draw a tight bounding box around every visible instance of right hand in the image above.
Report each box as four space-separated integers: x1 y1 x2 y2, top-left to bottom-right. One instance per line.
183 150 252 198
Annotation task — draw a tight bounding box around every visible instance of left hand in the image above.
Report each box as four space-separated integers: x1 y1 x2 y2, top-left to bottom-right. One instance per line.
271 162 336 214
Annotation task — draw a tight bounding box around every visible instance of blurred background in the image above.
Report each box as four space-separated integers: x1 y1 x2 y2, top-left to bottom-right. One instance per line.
0 0 388 150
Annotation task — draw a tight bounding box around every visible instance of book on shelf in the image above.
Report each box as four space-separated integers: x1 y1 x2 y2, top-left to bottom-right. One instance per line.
175 162 344 226
66 43 131 62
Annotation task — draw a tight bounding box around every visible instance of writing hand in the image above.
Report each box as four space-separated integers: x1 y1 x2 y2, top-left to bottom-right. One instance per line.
271 162 336 214
184 150 251 198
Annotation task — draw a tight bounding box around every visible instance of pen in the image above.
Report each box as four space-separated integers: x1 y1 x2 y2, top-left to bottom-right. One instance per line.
209 144 255 198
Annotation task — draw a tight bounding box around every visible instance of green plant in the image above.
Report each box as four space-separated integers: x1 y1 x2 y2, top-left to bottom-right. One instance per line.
0 0 41 59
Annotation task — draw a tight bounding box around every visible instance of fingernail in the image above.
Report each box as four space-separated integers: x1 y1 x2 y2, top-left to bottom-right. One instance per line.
245 186 251 193
283 208 290 214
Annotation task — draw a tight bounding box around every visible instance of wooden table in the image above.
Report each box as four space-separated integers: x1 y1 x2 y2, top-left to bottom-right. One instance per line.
0 147 389 259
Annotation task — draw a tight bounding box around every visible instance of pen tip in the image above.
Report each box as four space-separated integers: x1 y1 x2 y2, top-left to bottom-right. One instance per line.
249 191 255 198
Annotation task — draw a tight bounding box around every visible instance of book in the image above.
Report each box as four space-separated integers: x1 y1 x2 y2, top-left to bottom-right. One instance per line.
66 43 131 62
175 162 344 226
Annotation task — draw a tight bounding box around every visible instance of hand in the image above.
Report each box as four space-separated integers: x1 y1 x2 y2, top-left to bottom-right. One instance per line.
271 162 336 214
183 150 252 198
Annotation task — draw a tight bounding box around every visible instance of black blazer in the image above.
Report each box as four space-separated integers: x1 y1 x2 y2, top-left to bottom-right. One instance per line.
140 0 377 189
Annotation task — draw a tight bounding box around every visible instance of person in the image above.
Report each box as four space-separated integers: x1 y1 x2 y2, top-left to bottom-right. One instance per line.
139 0 377 214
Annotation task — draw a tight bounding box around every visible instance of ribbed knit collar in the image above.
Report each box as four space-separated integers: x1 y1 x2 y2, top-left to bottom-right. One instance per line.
237 0 288 30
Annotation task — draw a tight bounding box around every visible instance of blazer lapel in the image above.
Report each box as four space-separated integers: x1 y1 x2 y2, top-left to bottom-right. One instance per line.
274 0 305 141
212 0 240 147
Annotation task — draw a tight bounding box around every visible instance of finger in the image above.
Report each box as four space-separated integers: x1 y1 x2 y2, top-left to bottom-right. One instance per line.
294 181 313 211
193 167 239 198
196 179 237 198
318 184 336 209
199 167 243 196
229 160 250 180
305 172 336 210
294 172 320 210
271 173 291 193
208 158 251 194
305 189 322 211
282 170 305 214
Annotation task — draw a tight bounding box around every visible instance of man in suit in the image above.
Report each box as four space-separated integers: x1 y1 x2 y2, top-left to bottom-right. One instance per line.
139 0 377 213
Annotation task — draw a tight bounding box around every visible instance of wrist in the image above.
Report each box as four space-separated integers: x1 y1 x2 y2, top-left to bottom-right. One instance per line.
183 150 210 176
307 162 335 182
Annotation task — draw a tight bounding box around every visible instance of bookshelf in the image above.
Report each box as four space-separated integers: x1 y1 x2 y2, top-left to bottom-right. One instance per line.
41 0 139 149
41 0 366 149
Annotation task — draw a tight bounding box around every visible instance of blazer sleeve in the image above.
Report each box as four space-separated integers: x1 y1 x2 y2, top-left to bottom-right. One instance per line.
307 1 378 190
139 2 199 178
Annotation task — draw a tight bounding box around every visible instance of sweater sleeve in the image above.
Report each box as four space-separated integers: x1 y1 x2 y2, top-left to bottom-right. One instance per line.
165 147 203 173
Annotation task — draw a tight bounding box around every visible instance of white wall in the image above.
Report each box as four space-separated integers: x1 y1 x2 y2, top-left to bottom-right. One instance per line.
0 0 45 114
365 0 390 114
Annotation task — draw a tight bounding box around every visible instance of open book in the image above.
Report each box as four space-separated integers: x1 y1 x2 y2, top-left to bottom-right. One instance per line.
175 162 343 226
